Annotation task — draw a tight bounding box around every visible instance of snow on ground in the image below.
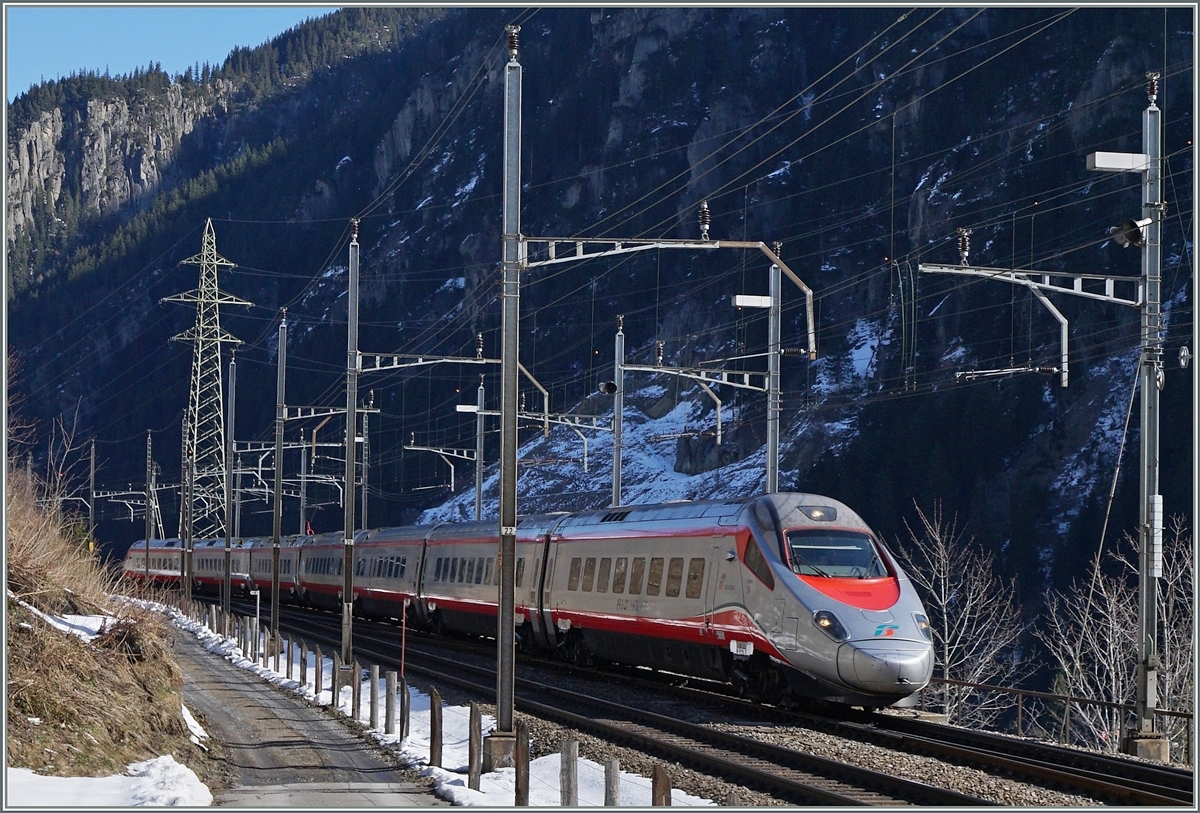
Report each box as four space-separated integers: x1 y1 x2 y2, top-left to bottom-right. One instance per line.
6 757 213 808
7 598 716 807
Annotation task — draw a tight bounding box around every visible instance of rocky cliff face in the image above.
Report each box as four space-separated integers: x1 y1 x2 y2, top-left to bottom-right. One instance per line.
6 82 227 246
5 8 1191 578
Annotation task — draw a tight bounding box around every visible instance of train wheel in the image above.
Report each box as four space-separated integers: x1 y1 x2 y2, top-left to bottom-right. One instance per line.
560 630 594 667
748 654 786 705
515 623 536 655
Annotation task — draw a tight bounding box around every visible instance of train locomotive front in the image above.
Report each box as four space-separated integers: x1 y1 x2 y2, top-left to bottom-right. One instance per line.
743 493 933 706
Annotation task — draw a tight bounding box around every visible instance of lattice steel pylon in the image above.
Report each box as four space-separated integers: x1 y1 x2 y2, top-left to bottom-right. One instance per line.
163 219 252 540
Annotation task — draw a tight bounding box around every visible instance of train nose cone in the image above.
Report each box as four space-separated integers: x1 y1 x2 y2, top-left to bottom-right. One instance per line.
837 641 933 694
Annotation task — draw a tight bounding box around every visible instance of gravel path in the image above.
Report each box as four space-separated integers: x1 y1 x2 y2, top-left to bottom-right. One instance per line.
171 629 446 807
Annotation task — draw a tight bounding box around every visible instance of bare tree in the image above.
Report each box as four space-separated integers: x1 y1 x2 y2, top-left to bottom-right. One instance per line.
892 501 1030 728
1036 518 1192 759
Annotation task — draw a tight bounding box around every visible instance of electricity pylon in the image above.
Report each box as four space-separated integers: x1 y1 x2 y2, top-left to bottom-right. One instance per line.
163 218 252 540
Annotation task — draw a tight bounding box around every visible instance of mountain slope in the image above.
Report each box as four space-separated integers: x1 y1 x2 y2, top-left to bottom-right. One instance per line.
5 7 1192 598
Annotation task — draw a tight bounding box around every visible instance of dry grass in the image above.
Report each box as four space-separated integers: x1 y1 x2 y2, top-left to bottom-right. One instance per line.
5 467 218 783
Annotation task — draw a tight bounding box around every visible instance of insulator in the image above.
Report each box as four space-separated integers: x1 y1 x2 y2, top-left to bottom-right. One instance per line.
656 341 665 366
350 218 359 240
957 227 972 266
1147 72 1160 103
773 241 783 258
520 393 526 410
617 314 624 331
506 25 520 60
698 200 711 241
476 332 484 359
410 432 415 445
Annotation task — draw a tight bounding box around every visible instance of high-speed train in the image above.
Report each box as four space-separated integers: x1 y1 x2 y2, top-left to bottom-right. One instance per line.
123 492 934 707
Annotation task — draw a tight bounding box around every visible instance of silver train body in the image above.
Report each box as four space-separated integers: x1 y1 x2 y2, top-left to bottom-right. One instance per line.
123 492 933 706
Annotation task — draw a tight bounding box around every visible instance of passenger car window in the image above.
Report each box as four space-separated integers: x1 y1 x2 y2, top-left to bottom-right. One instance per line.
665 557 684 597
582 558 596 592
596 558 612 593
628 557 645 595
516 557 526 588
612 558 628 593
567 558 582 591
646 557 664 596
686 558 705 599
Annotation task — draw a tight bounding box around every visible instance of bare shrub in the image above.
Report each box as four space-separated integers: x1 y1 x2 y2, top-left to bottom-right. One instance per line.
892 501 1031 728
1037 517 1193 760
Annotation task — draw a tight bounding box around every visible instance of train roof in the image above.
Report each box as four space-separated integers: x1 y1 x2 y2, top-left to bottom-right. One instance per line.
552 497 750 531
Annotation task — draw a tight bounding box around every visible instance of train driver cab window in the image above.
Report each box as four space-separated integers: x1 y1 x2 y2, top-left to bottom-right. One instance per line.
596 558 612 593
665 557 684 597
743 538 776 590
784 530 888 579
567 558 582 591
611 558 628 593
646 557 664 596
582 558 597 592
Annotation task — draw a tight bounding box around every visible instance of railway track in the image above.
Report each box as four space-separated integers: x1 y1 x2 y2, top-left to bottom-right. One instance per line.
256 604 989 806
215 597 1191 806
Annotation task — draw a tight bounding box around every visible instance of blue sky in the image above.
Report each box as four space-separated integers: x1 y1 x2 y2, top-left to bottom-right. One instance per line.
5 5 342 102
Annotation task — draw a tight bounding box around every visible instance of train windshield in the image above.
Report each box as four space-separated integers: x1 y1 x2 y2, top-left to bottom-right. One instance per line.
783 530 888 578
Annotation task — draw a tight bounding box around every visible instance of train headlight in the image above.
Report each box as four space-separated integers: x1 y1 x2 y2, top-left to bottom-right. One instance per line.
813 610 849 642
800 505 837 521
912 612 933 642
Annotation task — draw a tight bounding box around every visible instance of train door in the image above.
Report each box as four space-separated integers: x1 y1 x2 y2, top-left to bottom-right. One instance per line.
535 534 560 650
708 536 741 639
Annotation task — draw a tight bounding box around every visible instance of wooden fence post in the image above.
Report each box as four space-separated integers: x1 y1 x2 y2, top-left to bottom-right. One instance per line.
314 645 323 700
384 671 397 735
724 791 741 806
331 652 343 712
286 636 293 681
400 675 410 738
514 720 529 806
652 764 671 806
468 702 482 790
300 641 308 690
560 740 578 806
604 758 620 806
429 686 442 768
370 665 380 730
352 660 362 720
